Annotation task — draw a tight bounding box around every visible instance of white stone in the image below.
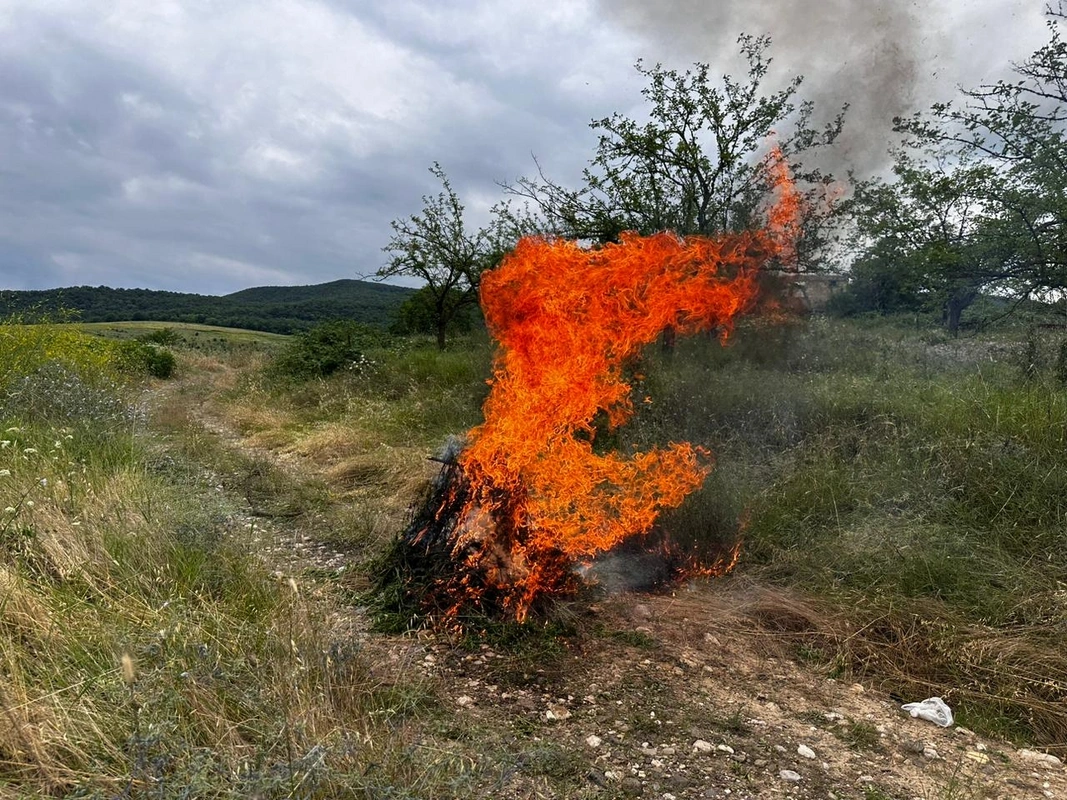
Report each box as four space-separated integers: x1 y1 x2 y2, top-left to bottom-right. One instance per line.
1019 749 1063 767
797 744 816 759
693 739 714 753
585 735 603 748
780 769 802 782
717 744 734 754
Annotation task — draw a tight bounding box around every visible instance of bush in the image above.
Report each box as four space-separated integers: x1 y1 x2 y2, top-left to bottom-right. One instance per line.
118 340 177 378
137 326 182 346
269 320 388 381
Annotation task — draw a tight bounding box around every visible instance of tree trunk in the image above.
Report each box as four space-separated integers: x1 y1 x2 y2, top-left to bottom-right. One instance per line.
436 322 447 351
942 289 977 338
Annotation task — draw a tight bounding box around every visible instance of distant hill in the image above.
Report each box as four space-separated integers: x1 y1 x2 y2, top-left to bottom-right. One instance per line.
0 279 414 334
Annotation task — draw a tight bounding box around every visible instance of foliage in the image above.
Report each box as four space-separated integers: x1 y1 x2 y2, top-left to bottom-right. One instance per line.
390 285 479 337
863 4 1067 329
137 326 181 346
380 164 515 349
505 35 846 267
0 318 116 391
269 319 389 381
844 150 998 333
0 279 412 334
117 339 177 378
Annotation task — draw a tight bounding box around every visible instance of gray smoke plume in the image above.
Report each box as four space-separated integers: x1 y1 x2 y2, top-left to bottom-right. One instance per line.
597 0 1046 177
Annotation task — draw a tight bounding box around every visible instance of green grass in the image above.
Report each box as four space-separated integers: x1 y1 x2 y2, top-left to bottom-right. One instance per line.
620 317 1067 748
73 320 291 344
0 322 471 798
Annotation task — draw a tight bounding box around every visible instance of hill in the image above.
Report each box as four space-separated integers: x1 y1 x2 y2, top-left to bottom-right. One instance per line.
0 278 413 333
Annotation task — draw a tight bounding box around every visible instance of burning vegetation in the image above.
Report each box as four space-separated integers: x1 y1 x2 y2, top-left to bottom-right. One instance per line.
373 153 800 628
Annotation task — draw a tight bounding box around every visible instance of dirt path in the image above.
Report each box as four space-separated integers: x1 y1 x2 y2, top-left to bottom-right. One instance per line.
156 367 1066 800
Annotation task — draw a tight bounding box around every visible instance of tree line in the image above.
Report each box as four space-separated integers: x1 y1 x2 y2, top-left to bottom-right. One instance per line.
383 5 1067 345
0 280 412 335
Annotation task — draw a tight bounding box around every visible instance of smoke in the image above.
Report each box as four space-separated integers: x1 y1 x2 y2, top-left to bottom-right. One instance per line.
597 0 1047 177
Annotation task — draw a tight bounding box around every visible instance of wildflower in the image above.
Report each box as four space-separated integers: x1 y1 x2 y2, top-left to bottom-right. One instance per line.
1 440 9 448
0 469 9 477
39 478 48 487
25 501 34 508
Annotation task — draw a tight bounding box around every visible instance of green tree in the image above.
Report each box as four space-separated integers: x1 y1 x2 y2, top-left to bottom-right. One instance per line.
892 3 1067 315
505 35 846 266
847 150 999 334
389 285 477 338
379 164 512 350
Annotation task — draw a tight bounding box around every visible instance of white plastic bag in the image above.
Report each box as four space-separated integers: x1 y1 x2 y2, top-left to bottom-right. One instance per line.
901 696 954 727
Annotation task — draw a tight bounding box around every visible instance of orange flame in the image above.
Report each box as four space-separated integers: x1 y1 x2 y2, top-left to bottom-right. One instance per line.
766 146 802 269
429 155 801 623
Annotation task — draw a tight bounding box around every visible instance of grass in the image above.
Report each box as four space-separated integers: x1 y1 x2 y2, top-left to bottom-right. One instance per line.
219 313 1067 753
4 310 1067 794
73 321 291 347
622 316 1067 751
0 323 477 798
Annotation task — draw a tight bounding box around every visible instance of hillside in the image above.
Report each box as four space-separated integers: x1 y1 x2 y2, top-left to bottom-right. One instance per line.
0 278 413 333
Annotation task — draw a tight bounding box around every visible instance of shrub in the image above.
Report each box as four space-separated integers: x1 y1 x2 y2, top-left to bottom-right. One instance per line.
269 320 388 381
137 326 182 346
117 339 177 378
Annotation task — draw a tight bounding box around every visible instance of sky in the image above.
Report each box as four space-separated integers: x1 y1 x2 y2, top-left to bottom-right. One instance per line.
0 0 1053 295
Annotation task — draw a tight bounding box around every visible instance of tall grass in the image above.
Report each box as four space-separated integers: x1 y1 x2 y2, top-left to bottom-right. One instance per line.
210 314 1067 753
624 317 1067 750
0 323 473 797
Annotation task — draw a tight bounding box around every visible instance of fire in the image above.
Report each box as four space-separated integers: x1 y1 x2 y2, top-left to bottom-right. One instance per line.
405 154 801 624
766 145 802 269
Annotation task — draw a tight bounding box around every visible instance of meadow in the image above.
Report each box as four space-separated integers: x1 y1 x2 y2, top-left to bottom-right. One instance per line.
1 313 1065 797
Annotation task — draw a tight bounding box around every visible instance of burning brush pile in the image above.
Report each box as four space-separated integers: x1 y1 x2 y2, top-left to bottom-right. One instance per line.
372 160 800 629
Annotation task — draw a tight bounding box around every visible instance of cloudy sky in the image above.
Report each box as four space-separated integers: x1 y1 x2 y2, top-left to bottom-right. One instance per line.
0 0 1052 295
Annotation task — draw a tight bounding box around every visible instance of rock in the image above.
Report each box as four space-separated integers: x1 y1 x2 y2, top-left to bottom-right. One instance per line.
900 738 925 755
857 775 875 784
964 750 990 765
621 776 644 796
797 744 816 759
587 769 608 788
716 744 734 754
780 769 802 782
586 734 603 748
693 739 714 753
456 695 473 707
922 745 940 760
1018 749 1063 768
773 744 787 755
545 705 571 721
660 746 676 756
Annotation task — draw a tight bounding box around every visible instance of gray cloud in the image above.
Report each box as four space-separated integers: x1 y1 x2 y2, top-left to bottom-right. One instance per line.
0 1 1053 294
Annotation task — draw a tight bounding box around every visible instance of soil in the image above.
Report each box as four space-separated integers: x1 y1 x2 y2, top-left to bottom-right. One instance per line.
165 372 1067 800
